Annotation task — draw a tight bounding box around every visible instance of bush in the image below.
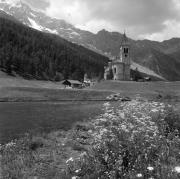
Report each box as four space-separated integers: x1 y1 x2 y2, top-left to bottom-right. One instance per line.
66 101 180 179
164 107 180 135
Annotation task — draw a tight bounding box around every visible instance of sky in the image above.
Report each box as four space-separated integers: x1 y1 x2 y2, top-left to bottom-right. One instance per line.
22 0 180 41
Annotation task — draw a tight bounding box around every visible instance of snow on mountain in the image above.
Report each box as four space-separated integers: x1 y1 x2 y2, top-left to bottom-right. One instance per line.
28 17 43 31
30 12 36 18
44 27 58 35
27 17 58 34
70 31 80 36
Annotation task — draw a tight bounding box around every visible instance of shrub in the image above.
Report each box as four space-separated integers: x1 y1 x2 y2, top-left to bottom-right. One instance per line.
66 101 180 179
164 107 180 134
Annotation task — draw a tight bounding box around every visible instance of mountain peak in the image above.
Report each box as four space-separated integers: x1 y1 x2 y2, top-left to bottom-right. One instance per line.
97 29 109 34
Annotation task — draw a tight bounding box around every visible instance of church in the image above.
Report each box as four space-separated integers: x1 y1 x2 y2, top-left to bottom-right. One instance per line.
104 32 131 81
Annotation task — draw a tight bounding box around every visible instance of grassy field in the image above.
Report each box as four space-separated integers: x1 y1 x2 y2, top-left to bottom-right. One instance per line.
0 73 113 144
1 80 180 102
91 80 180 101
0 72 113 101
1 73 180 178
0 87 112 102
0 71 64 89
0 101 106 144
0 71 180 102
1 99 180 179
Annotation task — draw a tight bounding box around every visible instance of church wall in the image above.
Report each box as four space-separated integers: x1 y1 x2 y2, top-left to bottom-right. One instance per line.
124 65 131 80
112 63 124 80
111 63 131 81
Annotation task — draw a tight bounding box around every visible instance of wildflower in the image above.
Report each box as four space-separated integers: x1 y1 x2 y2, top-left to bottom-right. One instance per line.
72 176 78 179
119 112 125 119
137 173 143 177
100 128 108 135
88 130 93 133
97 118 107 122
121 124 129 132
174 166 180 173
75 169 81 173
147 166 154 171
66 157 73 163
151 109 159 112
5 141 16 148
103 102 110 107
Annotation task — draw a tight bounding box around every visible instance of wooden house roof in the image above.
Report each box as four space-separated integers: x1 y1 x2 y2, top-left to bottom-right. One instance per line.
62 80 82 85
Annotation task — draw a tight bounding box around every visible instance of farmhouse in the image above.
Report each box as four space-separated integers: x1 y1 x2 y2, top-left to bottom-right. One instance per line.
104 32 131 81
62 80 82 88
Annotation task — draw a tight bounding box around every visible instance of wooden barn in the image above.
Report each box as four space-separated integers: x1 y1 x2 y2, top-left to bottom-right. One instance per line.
62 80 82 88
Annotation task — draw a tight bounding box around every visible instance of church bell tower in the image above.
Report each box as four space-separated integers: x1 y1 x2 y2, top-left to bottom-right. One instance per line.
120 32 131 65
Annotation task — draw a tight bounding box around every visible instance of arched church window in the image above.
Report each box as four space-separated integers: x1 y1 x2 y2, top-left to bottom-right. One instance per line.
114 68 116 74
124 48 128 53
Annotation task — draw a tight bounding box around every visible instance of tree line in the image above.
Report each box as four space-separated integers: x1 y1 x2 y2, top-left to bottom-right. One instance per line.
0 15 109 81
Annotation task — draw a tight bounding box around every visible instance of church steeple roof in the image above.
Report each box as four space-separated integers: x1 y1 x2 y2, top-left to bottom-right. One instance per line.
121 31 129 45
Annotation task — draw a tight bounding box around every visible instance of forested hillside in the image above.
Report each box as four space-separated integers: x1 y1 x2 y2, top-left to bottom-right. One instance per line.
0 12 109 81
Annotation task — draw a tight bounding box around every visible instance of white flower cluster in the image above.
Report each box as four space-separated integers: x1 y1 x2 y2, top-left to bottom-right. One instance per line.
66 98 180 178
2 141 16 149
86 99 172 177
93 100 166 144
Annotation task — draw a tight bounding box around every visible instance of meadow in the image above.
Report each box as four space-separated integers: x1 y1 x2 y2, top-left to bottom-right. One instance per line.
0 79 180 178
91 80 180 101
0 78 112 144
0 101 106 144
1 96 180 178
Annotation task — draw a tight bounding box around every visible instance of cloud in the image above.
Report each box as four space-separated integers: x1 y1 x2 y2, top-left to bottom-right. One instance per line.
23 0 180 40
139 20 180 41
46 0 90 24
22 0 50 10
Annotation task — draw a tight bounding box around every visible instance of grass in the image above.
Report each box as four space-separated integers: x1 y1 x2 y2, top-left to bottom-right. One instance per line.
0 87 113 102
1 99 180 178
0 71 64 89
1 76 180 178
0 72 112 102
0 101 105 144
91 80 180 101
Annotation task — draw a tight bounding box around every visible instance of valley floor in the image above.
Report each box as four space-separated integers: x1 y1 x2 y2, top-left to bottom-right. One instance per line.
1 73 180 178
1 96 180 178
0 71 180 102
91 80 180 100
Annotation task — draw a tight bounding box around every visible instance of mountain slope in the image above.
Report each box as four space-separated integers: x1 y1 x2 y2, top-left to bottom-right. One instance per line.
0 12 108 80
0 0 180 80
